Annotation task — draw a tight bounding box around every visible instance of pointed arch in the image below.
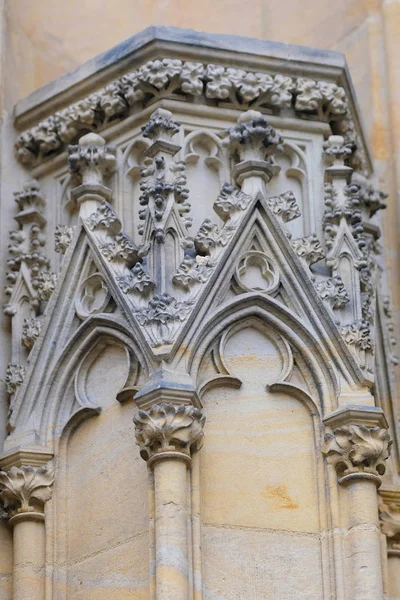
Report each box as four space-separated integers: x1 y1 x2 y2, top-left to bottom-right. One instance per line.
31 314 154 445
186 293 344 416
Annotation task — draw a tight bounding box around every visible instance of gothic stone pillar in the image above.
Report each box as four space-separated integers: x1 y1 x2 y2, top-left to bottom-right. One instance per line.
134 402 205 600
322 407 391 600
379 488 400 598
0 458 54 600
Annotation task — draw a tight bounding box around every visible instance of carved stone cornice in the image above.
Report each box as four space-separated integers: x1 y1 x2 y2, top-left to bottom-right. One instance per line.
0 464 54 522
322 424 391 485
15 52 367 172
133 402 205 465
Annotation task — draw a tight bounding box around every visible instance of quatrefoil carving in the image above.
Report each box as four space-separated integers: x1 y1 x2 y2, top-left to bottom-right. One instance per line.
234 251 280 294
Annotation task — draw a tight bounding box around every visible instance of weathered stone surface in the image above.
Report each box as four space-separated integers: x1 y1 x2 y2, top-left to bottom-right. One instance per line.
0 22 399 600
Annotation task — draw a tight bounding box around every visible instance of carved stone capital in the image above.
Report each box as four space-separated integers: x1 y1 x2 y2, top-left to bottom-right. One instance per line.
133 403 205 465
322 424 391 485
0 464 54 522
68 132 116 186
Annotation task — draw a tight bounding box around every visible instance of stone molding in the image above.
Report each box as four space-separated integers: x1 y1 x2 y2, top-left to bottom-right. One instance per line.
0 464 54 522
133 402 205 464
14 57 366 171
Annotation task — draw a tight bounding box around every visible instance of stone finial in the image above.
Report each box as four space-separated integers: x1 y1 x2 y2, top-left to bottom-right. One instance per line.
0 464 54 520
222 110 283 184
68 133 116 185
323 134 353 166
133 403 205 464
322 425 392 484
141 108 180 143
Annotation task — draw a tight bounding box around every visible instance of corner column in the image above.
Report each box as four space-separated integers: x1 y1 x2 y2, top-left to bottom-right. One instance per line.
0 460 54 600
134 402 205 600
322 407 391 600
379 488 400 598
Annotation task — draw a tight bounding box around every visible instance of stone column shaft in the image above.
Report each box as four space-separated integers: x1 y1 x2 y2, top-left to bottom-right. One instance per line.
344 476 383 600
133 402 205 600
322 415 391 600
153 457 189 599
12 515 46 600
0 463 54 600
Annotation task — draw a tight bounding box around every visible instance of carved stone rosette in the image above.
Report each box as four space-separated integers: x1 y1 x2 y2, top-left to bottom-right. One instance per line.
133 402 205 465
322 424 391 485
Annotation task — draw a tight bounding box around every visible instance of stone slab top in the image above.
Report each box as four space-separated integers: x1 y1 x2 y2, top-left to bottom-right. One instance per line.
15 25 350 120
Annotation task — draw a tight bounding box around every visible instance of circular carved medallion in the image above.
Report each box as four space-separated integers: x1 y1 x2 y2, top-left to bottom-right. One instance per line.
234 251 280 294
75 273 111 320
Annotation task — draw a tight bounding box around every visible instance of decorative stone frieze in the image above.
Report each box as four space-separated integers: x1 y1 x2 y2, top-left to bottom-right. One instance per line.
0 464 54 519
54 225 73 255
322 424 391 482
133 402 205 463
15 59 363 171
21 317 42 350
